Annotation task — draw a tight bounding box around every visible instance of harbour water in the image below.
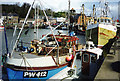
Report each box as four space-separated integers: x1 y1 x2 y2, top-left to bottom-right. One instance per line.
0 28 85 80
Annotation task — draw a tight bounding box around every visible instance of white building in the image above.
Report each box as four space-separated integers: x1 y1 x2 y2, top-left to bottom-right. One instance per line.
56 17 66 22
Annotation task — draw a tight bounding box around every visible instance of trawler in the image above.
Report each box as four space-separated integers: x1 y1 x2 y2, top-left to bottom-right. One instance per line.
74 4 88 35
4 34 103 80
86 3 117 48
5 34 80 80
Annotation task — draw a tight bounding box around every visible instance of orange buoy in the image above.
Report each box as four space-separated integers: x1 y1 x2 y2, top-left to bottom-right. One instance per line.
66 56 71 62
66 54 74 62
70 54 74 60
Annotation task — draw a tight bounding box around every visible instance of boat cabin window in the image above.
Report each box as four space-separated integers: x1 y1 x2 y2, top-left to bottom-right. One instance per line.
108 19 111 23
90 44 94 48
91 55 97 63
97 19 99 22
86 44 89 49
101 19 103 22
83 54 89 63
76 53 81 59
105 19 107 22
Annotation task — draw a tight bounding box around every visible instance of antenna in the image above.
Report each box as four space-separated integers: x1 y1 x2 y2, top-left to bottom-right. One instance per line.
93 4 95 18
105 2 108 17
82 4 84 15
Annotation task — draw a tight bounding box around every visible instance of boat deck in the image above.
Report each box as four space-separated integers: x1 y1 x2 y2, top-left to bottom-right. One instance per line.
12 52 42 59
12 51 69 59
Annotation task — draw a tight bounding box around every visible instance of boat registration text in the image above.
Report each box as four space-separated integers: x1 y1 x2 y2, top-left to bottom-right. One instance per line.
23 71 48 78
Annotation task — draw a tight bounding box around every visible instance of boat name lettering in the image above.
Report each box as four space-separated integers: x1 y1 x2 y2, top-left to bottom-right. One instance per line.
23 71 48 78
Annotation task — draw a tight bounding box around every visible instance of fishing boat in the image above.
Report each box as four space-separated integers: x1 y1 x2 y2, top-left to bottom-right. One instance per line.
74 4 88 35
4 34 79 80
86 3 117 48
2 0 81 80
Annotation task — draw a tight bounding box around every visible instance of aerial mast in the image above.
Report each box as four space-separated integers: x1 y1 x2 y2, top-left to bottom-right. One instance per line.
93 4 95 18
82 4 84 15
82 4 85 26
105 2 108 17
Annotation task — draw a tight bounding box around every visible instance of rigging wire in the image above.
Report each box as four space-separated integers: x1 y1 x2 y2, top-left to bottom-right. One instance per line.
19 53 41 81
36 0 67 41
38 0 60 64
39 0 55 11
45 45 57 56
38 0 59 47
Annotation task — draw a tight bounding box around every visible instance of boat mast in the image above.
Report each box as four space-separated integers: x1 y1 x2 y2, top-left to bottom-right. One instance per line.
105 2 108 17
68 0 70 30
93 4 96 24
82 4 84 15
37 5 39 39
82 4 84 26
4 24 9 54
11 0 35 56
34 5 37 39
100 1 102 17
34 4 39 40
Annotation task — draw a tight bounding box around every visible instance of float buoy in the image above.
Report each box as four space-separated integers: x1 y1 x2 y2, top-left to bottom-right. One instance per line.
66 54 74 62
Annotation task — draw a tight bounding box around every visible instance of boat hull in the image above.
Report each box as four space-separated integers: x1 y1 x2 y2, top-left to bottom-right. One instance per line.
86 24 117 48
6 65 67 80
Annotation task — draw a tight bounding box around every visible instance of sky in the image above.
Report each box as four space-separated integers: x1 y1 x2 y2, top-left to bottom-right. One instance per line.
0 0 120 19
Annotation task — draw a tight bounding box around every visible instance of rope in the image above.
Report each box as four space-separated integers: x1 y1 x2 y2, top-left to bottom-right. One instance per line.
22 53 32 81
19 53 41 81
60 75 71 81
